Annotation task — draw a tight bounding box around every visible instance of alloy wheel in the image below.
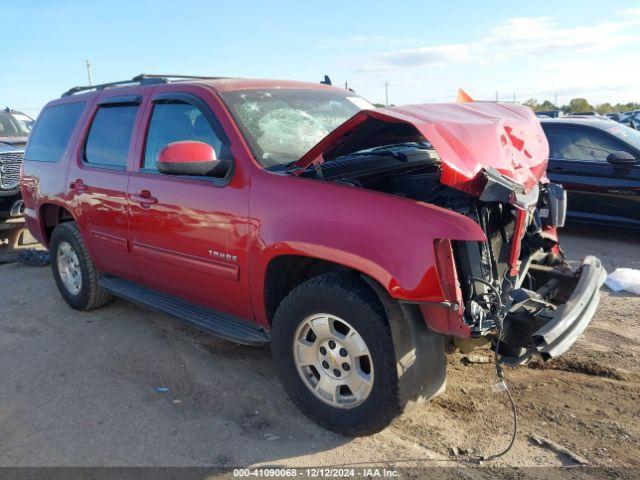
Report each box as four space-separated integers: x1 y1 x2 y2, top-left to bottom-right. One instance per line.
57 241 82 295
292 313 374 408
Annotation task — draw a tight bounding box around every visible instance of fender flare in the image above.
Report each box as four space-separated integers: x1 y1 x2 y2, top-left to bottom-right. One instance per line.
28 200 78 247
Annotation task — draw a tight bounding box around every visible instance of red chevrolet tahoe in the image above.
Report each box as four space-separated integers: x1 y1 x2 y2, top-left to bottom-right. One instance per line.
21 74 605 436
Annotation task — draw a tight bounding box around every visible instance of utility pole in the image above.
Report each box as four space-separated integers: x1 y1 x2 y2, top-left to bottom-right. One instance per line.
495 91 498 102
513 91 516 104
86 59 93 87
554 92 558 106
385 81 389 106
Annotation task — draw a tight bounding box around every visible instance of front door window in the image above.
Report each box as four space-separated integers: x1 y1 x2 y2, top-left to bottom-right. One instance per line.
144 101 224 171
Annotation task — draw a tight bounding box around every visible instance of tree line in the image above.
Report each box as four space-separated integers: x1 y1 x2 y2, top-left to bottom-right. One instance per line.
371 98 639 114
522 98 640 115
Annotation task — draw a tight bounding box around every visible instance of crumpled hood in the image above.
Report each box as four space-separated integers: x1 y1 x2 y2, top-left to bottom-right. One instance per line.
292 102 549 194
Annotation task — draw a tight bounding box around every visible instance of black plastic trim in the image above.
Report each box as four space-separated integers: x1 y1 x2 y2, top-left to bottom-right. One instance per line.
98 95 142 106
532 256 606 360
98 275 271 346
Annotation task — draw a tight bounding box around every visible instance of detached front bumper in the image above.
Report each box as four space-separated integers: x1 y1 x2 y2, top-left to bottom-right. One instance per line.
500 255 606 364
532 256 606 360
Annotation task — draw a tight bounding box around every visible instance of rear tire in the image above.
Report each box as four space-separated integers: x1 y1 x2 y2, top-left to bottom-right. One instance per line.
271 272 399 436
50 222 112 311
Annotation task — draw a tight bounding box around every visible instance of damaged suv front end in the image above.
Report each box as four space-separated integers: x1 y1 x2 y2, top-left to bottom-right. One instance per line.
428 169 606 363
287 101 606 363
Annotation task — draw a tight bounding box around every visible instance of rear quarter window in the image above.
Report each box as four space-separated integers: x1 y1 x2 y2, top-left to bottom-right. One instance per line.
25 102 86 162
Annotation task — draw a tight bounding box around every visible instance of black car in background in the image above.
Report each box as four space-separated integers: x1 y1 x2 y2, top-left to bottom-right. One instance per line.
541 118 640 229
0 108 33 221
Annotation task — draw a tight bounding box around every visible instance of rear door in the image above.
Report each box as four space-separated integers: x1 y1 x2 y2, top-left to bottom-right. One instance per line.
66 91 147 281
127 87 252 318
543 124 640 228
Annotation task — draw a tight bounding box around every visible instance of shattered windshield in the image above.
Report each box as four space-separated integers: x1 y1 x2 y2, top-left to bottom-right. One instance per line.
220 89 372 170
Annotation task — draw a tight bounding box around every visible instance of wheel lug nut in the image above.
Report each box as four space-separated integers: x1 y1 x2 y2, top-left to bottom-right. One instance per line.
328 340 336 349
322 361 329 369
333 369 341 377
319 347 326 355
342 363 350 371
339 348 348 357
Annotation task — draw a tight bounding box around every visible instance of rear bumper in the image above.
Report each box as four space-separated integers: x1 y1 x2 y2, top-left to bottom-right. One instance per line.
532 256 606 360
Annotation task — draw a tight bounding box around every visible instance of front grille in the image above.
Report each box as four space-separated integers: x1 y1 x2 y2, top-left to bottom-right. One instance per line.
0 151 24 189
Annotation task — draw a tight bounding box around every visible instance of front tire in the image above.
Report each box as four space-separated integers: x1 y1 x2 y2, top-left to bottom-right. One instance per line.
271 272 399 436
50 222 112 311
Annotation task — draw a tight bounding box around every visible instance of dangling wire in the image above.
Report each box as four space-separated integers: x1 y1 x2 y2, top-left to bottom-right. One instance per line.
469 275 519 462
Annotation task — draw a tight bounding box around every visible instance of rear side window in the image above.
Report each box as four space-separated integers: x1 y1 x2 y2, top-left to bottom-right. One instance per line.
25 102 85 162
85 104 138 168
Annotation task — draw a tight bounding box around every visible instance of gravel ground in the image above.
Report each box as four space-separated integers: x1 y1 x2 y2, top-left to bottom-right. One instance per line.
0 222 638 475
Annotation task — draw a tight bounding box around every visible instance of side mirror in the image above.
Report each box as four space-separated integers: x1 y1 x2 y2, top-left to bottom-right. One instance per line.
157 141 227 176
606 151 637 167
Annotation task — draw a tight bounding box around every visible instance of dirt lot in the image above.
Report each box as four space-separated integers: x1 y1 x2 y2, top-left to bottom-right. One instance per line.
0 222 638 475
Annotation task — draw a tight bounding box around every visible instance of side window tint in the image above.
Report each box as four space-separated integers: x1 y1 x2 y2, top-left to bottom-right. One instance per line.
545 126 629 162
144 101 224 170
25 102 86 162
85 104 138 167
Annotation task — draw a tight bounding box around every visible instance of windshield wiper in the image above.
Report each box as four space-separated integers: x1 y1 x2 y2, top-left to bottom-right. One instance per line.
370 141 431 152
284 150 405 174
284 141 431 173
338 141 432 161
0 140 19 148
346 150 408 161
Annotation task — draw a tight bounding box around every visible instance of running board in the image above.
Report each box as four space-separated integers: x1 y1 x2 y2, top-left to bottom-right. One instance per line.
98 276 271 346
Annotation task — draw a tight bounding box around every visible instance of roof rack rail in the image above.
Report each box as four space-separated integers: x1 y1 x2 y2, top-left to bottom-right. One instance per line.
132 74 228 81
61 74 229 97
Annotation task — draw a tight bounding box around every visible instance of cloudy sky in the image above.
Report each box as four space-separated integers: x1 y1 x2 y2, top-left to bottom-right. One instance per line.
3 0 640 116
